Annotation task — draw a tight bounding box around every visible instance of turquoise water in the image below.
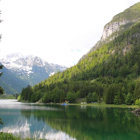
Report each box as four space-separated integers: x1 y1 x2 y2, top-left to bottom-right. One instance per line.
0 100 140 140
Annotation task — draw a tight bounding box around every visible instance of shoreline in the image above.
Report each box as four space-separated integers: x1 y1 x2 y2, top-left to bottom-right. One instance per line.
20 101 139 109
63 103 139 109
15 99 140 109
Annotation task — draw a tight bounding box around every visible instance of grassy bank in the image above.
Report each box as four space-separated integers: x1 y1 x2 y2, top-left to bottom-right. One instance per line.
0 132 20 140
0 132 43 140
0 132 33 140
19 99 139 109
64 103 139 109
0 94 16 99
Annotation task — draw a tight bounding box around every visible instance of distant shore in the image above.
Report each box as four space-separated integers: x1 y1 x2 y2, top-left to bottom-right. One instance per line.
17 98 140 109
68 103 139 109
24 101 139 109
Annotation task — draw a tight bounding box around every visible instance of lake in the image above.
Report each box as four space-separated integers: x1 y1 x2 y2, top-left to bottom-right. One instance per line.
0 99 140 140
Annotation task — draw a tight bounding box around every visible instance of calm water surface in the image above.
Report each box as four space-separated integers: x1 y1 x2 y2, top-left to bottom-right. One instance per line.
0 99 140 140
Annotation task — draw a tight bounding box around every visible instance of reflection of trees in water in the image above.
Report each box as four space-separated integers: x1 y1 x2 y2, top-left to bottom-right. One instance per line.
21 106 140 140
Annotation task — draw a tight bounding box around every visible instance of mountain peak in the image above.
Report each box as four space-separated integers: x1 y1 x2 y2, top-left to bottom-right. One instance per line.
0 53 66 73
101 2 140 41
0 54 66 94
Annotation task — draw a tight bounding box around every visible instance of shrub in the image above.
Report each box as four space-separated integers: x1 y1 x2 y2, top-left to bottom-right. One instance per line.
135 99 140 106
66 92 77 103
17 95 21 101
104 87 115 104
86 92 98 103
0 87 4 94
114 92 125 105
125 93 133 105
134 81 140 100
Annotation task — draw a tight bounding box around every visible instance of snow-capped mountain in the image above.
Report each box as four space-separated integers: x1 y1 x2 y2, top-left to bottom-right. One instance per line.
0 54 66 76
0 54 66 94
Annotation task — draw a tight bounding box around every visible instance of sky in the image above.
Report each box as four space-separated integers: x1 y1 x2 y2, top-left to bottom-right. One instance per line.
0 0 140 67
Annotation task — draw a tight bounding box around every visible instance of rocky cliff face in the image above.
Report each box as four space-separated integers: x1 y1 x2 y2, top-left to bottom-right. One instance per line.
101 2 140 41
80 2 140 62
101 20 128 41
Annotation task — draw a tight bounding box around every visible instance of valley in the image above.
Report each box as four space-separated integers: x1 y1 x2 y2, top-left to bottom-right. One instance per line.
19 2 140 107
1 1 140 140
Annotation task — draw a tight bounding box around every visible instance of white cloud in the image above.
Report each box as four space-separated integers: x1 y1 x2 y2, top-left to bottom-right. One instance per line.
0 0 140 67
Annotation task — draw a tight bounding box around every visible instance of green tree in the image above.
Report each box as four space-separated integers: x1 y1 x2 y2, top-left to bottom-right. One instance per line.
125 93 133 105
104 86 115 104
0 64 4 125
0 118 3 125
135 99 140 106
114 92 125 105
66 92 77 103
20 85 33 101
0 65 4 94
31 90 42 102
0 87 4 95
86 92 98 103
134 81 140 100
42 92 52 103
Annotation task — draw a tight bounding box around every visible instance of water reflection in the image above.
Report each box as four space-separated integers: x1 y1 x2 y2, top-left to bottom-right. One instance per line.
0 118 75 140
0 100 140 140
0 99 59 111
0 100 75 140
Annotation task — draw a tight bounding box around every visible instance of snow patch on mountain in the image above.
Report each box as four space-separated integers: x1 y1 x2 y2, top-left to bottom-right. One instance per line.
0 53 66 79
49 72 55 76
0 54 33 74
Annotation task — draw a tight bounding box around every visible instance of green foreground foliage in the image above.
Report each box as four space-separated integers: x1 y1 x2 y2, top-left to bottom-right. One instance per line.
0 133 35 140
0 132 43 140
135 99 140 106
0 133 20 140
20 3 140 106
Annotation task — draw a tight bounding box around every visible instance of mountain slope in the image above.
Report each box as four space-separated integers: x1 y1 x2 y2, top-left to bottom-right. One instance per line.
0 54 66 94
0 66 27 94
88 2 140 54
20 2 140 104
102 2 140 41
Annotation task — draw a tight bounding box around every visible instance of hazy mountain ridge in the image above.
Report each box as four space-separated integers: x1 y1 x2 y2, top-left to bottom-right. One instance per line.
0 66 27 94
0 54 66 94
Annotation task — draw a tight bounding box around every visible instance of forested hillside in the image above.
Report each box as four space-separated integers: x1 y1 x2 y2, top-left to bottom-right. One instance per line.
0 66 27 94
20 2 140 105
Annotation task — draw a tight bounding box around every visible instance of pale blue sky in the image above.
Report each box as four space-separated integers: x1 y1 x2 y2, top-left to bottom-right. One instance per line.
0 0 140 67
